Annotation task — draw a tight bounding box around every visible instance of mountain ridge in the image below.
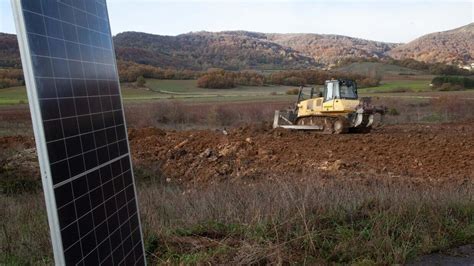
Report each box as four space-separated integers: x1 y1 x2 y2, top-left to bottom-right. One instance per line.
0 23 472 71
389 23 474 66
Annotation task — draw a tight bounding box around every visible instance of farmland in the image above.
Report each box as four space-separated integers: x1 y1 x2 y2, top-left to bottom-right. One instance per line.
0 80 299 105
1 76 474 264
1 76 474 106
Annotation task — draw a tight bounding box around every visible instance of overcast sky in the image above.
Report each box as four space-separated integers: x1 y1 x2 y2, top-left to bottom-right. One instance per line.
1 0 473 43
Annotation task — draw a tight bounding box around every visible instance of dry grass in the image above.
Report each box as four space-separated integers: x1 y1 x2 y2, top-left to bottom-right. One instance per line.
123 96 474 129
378 96 474 124
2 176 472 265
138 179 473 264
124 101 287 129
0 105 32 136
0 193 53 265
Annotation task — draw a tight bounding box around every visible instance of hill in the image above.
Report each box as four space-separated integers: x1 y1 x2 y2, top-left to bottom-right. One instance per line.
389 23 474 66
267 33 398 66
0 33 21 68
114 31 402 69
113 31 318 70
1 23 473 71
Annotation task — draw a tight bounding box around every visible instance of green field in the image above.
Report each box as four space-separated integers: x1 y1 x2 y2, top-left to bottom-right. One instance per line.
360 79 431 93
0 86 28 105
336 62 425 77
144 79 295 97
0 80 298 105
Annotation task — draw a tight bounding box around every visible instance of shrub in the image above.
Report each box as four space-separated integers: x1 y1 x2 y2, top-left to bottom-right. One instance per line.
431 76 473 89
117 60 200 82
136 76 146 87
436 83 465 91
283 76 306 86
0 68 24 88
286 88 300 95
0 78 23 89
197 71 235 89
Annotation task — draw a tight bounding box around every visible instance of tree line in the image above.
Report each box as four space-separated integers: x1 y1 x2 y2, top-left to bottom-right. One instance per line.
197 69 380 89
2 58 471 90
117 60 198 82
0 68 23 89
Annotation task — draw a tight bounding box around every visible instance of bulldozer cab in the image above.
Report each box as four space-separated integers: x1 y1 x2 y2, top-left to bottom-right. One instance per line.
296 86 321 103
324 80 358 102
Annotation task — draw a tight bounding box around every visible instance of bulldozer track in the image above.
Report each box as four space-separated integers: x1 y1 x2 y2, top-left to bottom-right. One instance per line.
295 116 349 134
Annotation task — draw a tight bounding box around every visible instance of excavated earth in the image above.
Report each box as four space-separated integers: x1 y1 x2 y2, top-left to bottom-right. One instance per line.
128 122 474 187
1 122 473 187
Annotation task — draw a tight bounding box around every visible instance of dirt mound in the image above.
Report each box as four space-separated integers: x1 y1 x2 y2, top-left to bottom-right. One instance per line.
1 123 472 187
128 122 474 186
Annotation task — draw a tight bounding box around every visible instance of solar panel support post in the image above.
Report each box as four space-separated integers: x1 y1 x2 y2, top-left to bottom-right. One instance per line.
10 0 66 264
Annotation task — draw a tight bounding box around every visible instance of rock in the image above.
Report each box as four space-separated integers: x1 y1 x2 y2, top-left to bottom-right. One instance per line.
199 148 213 158
173 140 189 150
318 160 344 171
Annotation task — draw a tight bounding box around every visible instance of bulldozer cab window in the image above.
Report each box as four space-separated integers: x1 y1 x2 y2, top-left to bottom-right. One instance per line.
340 84 357 99
324 82 338 101
298 87 316 102
325 80 358 101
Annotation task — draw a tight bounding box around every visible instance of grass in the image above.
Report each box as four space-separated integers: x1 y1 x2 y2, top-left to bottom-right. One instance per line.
143 79 297 102
0 80 297 105
136 180 473 265
360 79 431 93
145 79 200 93
336 62 425 77
0 86 28 105
1 176 472 265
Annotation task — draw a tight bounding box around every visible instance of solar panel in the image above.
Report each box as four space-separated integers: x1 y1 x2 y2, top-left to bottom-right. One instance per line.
11 0 146 264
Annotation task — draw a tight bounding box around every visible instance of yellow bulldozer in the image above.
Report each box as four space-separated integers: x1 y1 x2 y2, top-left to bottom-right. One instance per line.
273 79 386 133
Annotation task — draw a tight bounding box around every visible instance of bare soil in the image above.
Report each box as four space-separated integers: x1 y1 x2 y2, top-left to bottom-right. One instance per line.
1 122 473 187
127 122 474 187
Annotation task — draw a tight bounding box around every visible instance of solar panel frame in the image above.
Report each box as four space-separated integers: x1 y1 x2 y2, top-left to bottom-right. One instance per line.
11 0 146 264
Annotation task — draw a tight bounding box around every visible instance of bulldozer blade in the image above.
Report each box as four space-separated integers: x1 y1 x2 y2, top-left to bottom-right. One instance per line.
274 110 323 130
274 110 294 128
273 110 281 129
277 125 324 130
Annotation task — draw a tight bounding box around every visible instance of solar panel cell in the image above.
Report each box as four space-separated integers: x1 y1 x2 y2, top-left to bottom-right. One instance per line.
13 0 145 264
